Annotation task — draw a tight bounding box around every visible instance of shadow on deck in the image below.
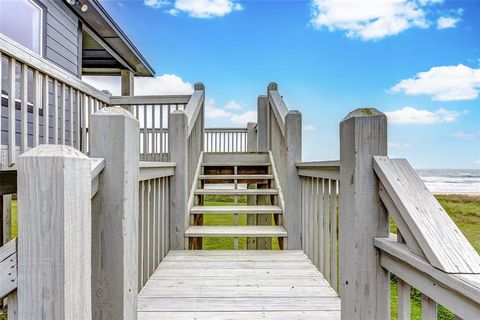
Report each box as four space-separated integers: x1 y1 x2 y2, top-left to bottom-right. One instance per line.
137 250 341 320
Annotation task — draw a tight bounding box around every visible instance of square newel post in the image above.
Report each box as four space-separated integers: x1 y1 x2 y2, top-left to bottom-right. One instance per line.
247 122 257 152
90 107 140 320
285 110 302 249
339 108 389 320
169 110 189 249
17 145 92 319
257 95 269 152
121 69 134 96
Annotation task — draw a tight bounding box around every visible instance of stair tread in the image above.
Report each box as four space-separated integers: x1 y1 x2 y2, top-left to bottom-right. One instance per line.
195 189 277 195
199 174 274 179
202 162 271 167
185 226 288 237
190 205 282 214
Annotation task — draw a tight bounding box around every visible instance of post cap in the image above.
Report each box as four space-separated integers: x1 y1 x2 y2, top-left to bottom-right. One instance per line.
342 108 385 121
20 144 89 159
194 83 205 91
94 106 136 120
268 82 278 91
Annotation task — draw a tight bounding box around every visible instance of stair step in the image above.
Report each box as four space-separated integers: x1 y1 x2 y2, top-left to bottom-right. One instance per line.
202 162 270 167
199 174 274 180
195 189 277 195
190 205 282 214
185 226 287 237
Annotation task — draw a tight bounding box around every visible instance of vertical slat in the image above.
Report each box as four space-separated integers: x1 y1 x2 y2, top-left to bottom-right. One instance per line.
312 178 319 267
53 79 58 144
422 294 437 320
20 64 28 154
60 83 66 144
69 87 74 146
138 181 144 290
330 179 338 292
81 94 88 152
318 178 324 274
152 105 156 160
143 105 147 160
8 57 16 166
143 179 150 285
0 52 2 143
76 90 81 149
42 75 49 144
398 279 411 320
32 69 40 147
324 178 331 280
149 178 155 276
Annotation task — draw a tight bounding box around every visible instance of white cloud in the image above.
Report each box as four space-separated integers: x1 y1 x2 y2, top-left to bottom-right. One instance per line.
390 64 480 101
437 16 459 29
224 100 243 110
205 99 256 126
205 98 233 118
385 107 462 125
304 124 316 131
389 142 412 148
230 111 257 125
451 131 476 140
146 0 243 18
310 0 443 40
474 160 480 165
82 74 193 96
144 0 169 9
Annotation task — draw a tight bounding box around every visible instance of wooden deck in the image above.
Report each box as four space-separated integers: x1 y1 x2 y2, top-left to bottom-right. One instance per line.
137 250 340 320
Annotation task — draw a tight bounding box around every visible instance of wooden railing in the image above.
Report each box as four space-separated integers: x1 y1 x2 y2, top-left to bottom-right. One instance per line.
111 95 191 161
169 83 205 249
297 161 340 294
138 161 175 288
372 156 480 319
0 33 110 169
204 127 248 152
260 83 302 249
337 108 480 319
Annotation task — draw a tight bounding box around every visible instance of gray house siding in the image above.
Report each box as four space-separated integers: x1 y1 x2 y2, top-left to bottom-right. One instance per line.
39 0 80 77
1 0 80 150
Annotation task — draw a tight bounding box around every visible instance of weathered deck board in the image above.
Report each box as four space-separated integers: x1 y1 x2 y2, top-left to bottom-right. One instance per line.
138 250 340 319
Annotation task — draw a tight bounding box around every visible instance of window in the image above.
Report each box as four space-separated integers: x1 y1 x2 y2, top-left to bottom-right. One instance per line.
0 0 43 55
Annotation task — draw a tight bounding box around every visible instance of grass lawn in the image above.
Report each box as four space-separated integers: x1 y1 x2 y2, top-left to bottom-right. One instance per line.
1 194 478 319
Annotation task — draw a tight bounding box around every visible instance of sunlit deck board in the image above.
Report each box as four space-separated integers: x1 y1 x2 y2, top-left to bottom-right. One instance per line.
138 250 340 320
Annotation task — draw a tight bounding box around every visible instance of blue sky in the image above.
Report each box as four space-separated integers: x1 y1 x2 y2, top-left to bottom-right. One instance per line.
90 0 480 169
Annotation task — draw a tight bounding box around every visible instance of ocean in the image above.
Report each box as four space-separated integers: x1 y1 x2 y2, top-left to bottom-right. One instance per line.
417 169 480 194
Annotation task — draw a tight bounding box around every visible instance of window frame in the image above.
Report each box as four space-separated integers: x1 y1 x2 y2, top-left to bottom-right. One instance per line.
0 0 46 56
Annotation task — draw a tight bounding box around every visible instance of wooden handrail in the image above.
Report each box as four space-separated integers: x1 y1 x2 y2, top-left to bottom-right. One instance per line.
267 83 288 137
374 236 480 319
297 161 340 180
110 95 191 105
205 128 248 133
184 84 205 136
0 34 110 103
373 156 480 273
0 238 17 300
139 161 175 181
91 158 105 198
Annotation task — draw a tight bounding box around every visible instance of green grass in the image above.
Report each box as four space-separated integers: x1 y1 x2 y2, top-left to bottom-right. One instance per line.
2 194 479 319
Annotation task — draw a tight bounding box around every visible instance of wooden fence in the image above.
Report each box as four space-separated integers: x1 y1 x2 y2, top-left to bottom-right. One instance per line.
204 128 248 152
297 161 340 294
0 33 109 170
260 83 302 249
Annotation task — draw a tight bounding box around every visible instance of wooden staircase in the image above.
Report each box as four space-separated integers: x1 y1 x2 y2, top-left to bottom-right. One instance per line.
185 152 288 249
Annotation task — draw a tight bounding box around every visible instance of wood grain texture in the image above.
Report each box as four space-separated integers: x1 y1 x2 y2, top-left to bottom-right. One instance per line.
339 108 389 320
17 145 91 319
375 236 480 319
373 156 480 273
90 107 140 320
138 250 340 318
0 239 16 299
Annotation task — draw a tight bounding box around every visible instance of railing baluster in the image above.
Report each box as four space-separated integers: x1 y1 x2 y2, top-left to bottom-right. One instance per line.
42 75 49 144
20 63 28 154
69 87 74 146
330 179 338 292
32 69 40 147
422 294 437 320
8 57 16 166
60 82 65 144
53 79 58 144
